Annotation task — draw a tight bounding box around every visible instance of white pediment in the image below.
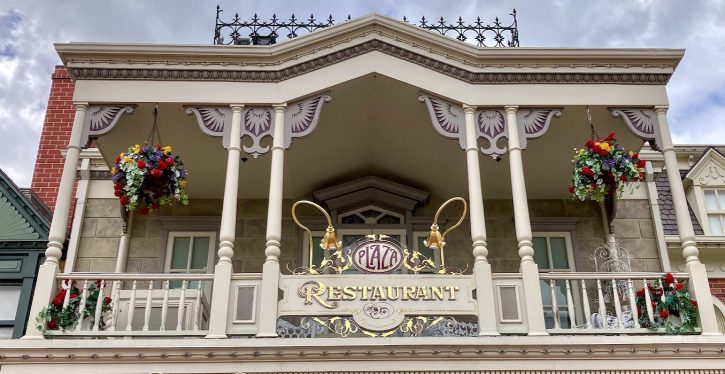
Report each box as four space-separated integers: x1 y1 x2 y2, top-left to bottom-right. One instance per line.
684 148 725 187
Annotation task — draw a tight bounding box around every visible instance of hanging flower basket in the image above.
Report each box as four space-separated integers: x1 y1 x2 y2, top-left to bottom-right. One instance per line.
111 144 189 215
569 132 646 202
634 273 699 335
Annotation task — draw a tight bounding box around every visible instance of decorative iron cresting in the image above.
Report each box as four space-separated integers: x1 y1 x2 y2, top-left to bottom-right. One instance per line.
276 316 476 338
214 5 519 47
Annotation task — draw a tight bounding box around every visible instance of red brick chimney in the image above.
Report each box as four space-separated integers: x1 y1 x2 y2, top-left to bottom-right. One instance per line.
30 66 76 211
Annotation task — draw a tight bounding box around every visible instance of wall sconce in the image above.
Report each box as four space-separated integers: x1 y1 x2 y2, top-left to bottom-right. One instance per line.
292 200 342 273
425 197 468 272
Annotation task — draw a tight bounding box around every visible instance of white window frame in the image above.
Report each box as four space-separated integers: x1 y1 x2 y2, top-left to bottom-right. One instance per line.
164 231 216 274
702 189 725 235
532 232 575 272
337 205 405 225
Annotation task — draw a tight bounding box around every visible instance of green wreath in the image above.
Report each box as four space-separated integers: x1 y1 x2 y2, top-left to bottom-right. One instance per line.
634 272 698 335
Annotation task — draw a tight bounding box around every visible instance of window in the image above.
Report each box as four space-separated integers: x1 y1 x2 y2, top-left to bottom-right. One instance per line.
704 189 725 235
533 232 575 329
165 232 215 287
0 285 21 340
338 206 404 225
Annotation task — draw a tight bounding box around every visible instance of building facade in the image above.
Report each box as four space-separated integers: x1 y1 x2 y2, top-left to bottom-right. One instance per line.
1 13 725 374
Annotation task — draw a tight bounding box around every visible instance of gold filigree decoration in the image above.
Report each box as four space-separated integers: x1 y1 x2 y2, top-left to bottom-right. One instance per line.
402 248 465 275
287 248 353 275
300 316 457 338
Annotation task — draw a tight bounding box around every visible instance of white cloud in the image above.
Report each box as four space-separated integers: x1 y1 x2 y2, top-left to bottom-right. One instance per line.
0 0 724 187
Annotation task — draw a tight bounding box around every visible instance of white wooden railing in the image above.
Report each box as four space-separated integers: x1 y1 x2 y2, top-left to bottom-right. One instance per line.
52 273 213 337
538 272 690 333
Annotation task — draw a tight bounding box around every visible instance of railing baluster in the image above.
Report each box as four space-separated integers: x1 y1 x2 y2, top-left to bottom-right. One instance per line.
627 279 640 328
126 280 137 332
92 280 106 331
143 281 154 331
611 278 623 329
75 279 89 331
193 281 203 331
565 280 576 329
643 279 654 323
61 279 72 309
160 280 170 331
109 280 121 331
658 278 666 302
596 279 606 328
176 280 188 331
549 279 560 329
581 279 592 329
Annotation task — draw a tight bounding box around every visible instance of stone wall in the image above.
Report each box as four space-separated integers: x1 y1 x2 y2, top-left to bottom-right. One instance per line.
74 197 659 274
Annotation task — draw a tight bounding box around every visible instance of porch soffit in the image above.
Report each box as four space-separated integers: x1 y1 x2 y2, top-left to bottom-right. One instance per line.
56 15 683 84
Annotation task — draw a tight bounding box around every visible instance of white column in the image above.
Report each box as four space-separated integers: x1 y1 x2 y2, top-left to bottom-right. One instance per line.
257 104 286 337
655 106 720 335
206 104 244 338
24 103 88 338
505 106 548 335
64 157 91 273
463 106 499 336
114 215 133 273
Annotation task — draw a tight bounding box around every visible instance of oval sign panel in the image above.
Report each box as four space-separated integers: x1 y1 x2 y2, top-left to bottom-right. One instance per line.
351 239 404 274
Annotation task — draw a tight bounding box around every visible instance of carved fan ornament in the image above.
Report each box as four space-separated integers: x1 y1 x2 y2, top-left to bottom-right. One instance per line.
80 105 136 146
418 94 561 158
185 94 331 158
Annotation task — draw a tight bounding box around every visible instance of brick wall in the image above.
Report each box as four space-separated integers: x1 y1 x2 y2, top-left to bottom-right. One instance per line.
709 277 725 303
30 66 75 210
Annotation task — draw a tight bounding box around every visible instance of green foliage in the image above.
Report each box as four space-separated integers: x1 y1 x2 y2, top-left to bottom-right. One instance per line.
634 273 699 335
36 280 113 335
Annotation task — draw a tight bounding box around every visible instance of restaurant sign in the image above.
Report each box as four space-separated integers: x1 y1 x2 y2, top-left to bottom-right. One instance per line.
278 274 477 331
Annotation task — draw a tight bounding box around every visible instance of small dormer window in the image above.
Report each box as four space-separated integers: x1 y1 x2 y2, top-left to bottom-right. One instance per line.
703 189 725 235
338 205 404 225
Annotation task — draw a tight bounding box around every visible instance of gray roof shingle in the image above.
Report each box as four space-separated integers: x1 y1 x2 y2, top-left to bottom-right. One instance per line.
655 171 704 235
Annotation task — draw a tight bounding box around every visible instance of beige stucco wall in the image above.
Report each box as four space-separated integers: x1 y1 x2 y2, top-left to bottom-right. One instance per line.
74 196 659 274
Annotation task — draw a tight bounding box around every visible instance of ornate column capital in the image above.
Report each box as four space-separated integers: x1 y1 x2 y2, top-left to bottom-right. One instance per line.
654 105 669 115
462 105 477 114
73 102 89 111
229 104 245 112
273 104 287 112
504 105 519 114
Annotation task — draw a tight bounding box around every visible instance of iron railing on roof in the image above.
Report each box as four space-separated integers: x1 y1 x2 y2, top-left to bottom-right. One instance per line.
213 5 519 47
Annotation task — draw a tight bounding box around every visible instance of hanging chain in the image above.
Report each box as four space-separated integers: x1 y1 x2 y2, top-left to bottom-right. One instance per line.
586 106 600 140
146 104 163 146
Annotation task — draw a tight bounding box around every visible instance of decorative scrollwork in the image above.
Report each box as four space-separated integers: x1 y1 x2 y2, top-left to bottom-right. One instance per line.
610 108 661 150
81 105 136 145
402 248 465 275
299 315 466 338
214 6 519 48
287 248 353 275
404 12 519 48
363 302 393 320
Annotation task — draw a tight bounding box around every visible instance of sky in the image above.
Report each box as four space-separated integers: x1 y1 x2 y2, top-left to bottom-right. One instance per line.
0 0 724 187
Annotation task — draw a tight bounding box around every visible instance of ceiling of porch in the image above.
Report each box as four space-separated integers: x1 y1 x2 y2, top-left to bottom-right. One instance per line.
96 74 643 201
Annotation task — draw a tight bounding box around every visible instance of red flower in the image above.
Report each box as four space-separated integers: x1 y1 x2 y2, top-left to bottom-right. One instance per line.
632 153 639 160
151 202 160 210
157 160 167 170
598 148 609 157
582 167 595 178
637 159 647 168
567 186 575 193
675 283 684 291
692 300 698 308
51 289 66 306
114 190 122 197
150 169 163 178
69 293 78 300
619 175 627 181
115 156 121 164
659 310 669 319
166 158 175 167
137 160 147 169
586 140 594 148
636 288 645 298
46 320 58 330
139 207 150 215
664 273 675 285
114 183 123 190
119 196 130 206
605 132 615 142
104 296 112 305
155 144 161 151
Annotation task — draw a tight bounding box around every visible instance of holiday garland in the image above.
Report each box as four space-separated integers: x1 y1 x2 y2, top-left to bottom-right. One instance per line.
634 272 698 335
111 144 189 214
569 132 646 202
36 280 112 333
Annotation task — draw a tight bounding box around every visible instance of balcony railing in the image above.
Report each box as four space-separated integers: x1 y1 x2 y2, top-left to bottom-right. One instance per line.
36 269 707 339
47 273 213 337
